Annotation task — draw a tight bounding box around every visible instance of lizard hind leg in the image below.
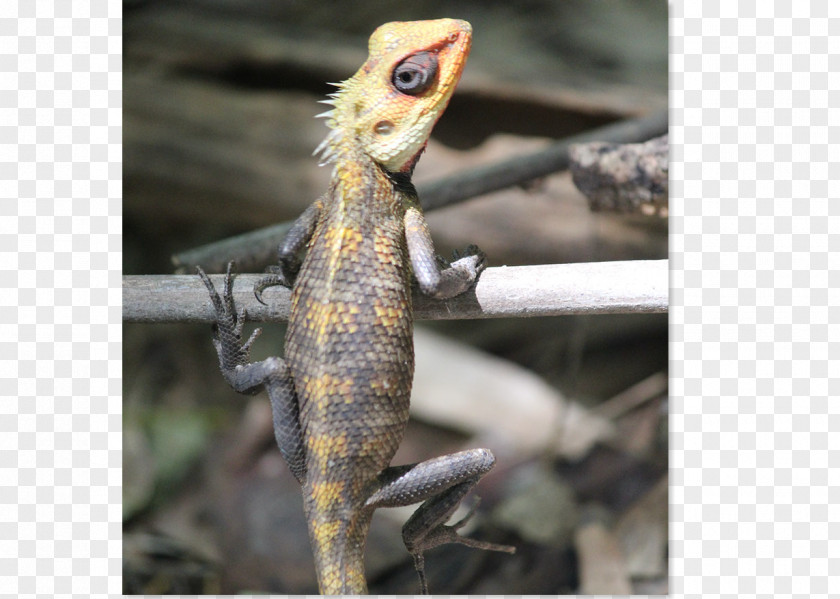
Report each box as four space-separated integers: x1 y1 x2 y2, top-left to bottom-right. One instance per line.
197 262 307 483
364 448 516 594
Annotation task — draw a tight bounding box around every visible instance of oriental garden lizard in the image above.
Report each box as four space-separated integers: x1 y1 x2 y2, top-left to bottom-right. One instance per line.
198 18 514 594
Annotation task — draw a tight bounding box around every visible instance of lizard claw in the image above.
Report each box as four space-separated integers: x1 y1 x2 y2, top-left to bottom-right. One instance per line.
407 506 514 595
255 258 299 304
197 261 260 373
434 254 450 269
450 244 487 279
434 244 486 271
407 496 515 555
254 273 285 305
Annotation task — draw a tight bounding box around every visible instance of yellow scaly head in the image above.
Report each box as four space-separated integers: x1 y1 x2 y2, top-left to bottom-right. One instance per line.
315 19 472 173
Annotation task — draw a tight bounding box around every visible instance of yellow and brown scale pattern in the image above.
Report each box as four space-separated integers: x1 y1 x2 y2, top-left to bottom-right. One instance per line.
284 157 416 592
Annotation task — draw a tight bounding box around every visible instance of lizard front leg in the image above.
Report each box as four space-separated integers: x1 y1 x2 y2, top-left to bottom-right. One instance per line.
198 262 307 483
400 206 505 592
365 449 515 594
255 199 323 304
404 206 486 299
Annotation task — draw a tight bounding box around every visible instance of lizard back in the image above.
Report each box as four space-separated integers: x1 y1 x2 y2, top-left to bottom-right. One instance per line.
286 156 415 482
284 154 416 590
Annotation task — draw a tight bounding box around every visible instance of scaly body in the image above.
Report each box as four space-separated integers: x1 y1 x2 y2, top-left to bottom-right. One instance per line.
199 19 513 594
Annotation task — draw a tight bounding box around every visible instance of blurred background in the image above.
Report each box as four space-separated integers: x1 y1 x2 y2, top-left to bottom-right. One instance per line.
123 0 668 594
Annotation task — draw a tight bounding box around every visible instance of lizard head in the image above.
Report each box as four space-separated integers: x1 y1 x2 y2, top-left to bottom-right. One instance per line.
316 19 472 173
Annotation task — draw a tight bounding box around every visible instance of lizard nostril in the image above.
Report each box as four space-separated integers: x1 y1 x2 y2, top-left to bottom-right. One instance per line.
374 120 395 136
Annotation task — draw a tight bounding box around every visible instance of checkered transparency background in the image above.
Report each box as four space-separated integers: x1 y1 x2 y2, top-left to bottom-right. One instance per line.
2 0 838 597
670 1 839 598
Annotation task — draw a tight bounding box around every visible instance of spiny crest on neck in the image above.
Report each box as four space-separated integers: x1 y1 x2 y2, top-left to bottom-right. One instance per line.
312 81 347 167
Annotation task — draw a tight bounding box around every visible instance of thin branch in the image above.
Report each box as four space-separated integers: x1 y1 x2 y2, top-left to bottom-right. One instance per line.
418 109 668 211
171 110 668 274
124 259 668 324
172 222 295 278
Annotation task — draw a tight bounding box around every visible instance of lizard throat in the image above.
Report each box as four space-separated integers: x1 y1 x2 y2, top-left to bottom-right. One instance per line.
381 165 418 197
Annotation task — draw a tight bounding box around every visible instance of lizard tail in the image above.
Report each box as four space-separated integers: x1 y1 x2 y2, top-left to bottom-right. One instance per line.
308 512 371 594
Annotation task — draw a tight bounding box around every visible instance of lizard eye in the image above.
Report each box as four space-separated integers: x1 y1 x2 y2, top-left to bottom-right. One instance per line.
392 51 438 95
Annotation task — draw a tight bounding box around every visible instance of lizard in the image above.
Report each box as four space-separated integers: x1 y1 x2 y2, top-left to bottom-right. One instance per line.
197 18 514 594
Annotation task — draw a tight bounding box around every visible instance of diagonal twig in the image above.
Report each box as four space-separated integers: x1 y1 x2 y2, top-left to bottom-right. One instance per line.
170 110 668 274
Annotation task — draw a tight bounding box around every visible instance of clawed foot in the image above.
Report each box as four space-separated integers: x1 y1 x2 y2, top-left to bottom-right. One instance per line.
254 255 300 305
406 497 515 594
197 262 262 387
449 244 487 278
